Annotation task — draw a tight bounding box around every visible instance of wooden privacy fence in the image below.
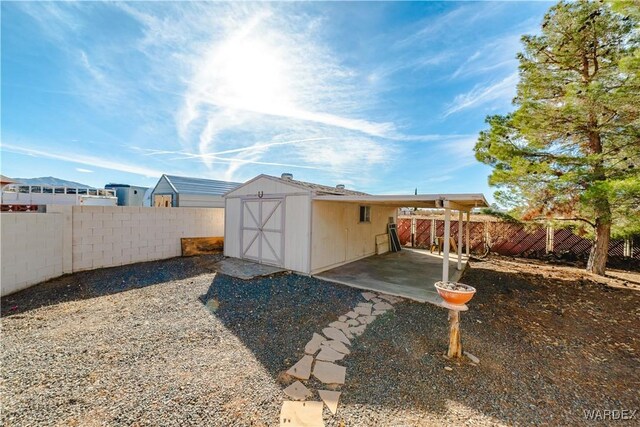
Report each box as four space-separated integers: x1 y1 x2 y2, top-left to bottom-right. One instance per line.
397 217 640 260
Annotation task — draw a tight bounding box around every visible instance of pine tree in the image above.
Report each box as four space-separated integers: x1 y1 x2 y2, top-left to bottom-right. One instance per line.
475 0 639 275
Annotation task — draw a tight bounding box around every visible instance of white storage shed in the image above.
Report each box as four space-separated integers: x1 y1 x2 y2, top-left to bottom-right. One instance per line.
224 173 489 280
224 174 398 274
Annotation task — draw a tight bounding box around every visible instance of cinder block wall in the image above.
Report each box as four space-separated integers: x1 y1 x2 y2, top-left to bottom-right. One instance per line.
70 206 224 272
0 206 224 296
1 213 64 296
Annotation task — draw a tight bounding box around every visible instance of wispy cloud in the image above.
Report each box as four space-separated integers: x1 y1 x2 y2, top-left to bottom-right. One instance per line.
444 72 518 117
111 2 398 183
75 168 93 173
2 143 165 178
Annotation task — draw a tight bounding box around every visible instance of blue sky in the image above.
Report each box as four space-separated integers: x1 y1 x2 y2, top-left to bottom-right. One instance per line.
1 1 552 199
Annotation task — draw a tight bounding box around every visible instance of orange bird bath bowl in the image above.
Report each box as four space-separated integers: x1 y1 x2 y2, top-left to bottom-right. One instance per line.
434 281 477 306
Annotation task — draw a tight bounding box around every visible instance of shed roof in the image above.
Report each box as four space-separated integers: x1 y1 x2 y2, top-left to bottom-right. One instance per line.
227 174 368 196
269 175 368 196
163 174 242 195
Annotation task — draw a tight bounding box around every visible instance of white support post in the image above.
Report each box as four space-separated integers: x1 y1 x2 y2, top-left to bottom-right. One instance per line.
466 211 470 258
457 210 463 271
443 208 451 282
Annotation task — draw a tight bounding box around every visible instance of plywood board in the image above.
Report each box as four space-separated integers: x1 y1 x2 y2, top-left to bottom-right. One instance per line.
375 233 389 255
181 237 224 256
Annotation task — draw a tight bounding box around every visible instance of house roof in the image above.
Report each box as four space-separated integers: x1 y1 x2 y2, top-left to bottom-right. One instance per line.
163 175 242 195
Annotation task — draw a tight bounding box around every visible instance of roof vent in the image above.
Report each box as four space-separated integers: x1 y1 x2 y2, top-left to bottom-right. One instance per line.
281 173 293 180
336 184 345 190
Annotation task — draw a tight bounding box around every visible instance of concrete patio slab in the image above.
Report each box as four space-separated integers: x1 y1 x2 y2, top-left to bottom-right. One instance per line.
280 401 324 427
214 258 287 280
314 248 468 305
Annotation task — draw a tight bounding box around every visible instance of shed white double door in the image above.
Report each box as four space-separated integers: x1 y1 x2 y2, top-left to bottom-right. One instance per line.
241 198 284 267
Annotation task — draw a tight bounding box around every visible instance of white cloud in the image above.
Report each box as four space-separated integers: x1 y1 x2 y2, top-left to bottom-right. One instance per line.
2 143 165 178
75 168 94 173
444 72 519 117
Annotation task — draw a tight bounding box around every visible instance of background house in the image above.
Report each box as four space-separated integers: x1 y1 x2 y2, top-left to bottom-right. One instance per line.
105 183 149 206
150 174 241 208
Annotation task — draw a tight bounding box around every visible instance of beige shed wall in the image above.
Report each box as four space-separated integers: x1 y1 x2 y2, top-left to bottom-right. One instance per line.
310 201 396 274
224 198 242 258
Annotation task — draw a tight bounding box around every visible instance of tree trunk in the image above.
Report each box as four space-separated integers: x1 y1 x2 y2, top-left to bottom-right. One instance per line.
587 216 611 276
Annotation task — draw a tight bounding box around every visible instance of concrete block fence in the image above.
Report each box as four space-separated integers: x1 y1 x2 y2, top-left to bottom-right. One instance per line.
1 206 224 296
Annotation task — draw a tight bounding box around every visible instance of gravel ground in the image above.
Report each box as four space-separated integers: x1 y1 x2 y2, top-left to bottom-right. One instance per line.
2 255 639 426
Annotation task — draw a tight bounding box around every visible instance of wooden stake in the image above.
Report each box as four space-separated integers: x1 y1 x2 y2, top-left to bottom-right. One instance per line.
447 309 462 358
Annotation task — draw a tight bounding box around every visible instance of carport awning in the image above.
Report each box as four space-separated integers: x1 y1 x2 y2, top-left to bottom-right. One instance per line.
312 194 489 210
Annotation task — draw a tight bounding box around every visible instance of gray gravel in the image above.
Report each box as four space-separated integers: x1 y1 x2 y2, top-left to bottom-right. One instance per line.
2 255 638 426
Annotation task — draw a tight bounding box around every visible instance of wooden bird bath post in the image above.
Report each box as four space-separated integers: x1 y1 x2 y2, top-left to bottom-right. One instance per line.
447 309 463 358
434 281 476 359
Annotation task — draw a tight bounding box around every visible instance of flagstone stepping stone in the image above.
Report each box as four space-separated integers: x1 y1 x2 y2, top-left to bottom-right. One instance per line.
280 401 325 427
321 340 350 355
286 355 313 380
328 321 353 339
322 327 351 345
361 291 377 301
318 390 341 415
359 315 376 325
316 346 345 362
379 294 402 304
372 310 387 316
349 325 366 337
354 305 372 316
373 301 393 311
328 321 350 330
345 311 359 319
313 361 346 384
338 315 347 322
371 297 382 303
346 319 360 327
284 381 312 401
305 333 326 355
357 302 373 308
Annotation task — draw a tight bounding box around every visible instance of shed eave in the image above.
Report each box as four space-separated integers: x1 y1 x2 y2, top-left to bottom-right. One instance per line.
312 194 489 209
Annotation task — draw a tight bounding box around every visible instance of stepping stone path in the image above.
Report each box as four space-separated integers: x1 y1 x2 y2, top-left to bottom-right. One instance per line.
284 381 313 401
305 333 326 355
313 361 346 384
280 291 403 426
316 346 346 362
318 390 341 415
321 328 351 345
286 355 313 380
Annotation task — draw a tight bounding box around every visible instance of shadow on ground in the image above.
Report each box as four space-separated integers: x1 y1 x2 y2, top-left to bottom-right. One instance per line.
200 259 640 425
1 255 222 317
